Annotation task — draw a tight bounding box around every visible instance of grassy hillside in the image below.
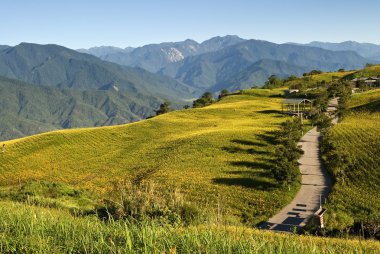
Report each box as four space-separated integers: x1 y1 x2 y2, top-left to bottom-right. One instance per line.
345 65 380 79
0 200 378 253
0 89 298 225
283 65 380 91
322 89 380 236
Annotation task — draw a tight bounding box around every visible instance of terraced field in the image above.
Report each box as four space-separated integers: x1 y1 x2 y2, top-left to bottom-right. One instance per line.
323 89 380 233
0 89 297 224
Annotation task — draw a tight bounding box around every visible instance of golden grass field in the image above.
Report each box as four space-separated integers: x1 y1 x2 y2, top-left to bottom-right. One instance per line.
0 88 298 224
324 89 380 231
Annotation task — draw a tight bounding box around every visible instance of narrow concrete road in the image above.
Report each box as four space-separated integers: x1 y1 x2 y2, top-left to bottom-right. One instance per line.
260 127 332 232
259 98 338 232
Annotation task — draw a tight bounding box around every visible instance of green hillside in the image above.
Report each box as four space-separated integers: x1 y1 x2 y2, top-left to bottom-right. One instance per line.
0 76 157 141
0 89 298 225
322 89 380 237
344 65 380 79
284 65 380 90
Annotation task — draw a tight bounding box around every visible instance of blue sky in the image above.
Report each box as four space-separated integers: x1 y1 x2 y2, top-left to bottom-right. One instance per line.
1 0 379 49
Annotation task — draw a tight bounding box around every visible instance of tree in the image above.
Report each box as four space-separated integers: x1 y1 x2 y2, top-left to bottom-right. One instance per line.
218 89 229 100
155 102 171 115
315 113 332 135
193 92 214 108
272 118 304 185
263 75 283 89
313 89 329 114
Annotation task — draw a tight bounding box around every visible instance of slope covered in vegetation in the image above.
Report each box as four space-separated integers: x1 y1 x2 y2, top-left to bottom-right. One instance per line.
322 89 380 238
0 200 378 253
0 89 298 225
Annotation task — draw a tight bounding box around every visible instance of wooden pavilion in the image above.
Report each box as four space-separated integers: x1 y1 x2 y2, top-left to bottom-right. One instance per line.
281 98 312 116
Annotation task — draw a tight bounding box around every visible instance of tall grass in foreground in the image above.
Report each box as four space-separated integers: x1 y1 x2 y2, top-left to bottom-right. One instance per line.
0 201 379 253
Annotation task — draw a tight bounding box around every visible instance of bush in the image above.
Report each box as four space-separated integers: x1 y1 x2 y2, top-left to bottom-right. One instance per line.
96 180 203 226
193 92 214 108
155 101 171 115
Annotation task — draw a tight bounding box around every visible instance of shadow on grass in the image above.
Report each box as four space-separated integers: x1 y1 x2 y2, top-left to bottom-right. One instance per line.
231 139 267 147
256 110 282 114
255 131 279 145
230 160 273 170
226 170 273 178
222 146 271 155
213 177 277 190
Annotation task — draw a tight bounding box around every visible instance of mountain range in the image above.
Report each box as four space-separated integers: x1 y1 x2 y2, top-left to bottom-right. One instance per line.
0 43 199 140
0 36 377 140
80 36 371 91
303 41 380 61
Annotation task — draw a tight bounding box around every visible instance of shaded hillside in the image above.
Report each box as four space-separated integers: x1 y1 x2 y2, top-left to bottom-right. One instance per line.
211 59 307 92
0 43 199 101
0 45 9 51
0 76 158 141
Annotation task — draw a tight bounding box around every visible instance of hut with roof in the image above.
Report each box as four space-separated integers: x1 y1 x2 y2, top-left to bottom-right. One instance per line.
281 98 312 116
351 77 380 88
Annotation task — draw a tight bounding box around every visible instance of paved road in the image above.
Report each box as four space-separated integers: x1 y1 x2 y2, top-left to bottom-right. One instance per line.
260 127 332 232
259 98 338 232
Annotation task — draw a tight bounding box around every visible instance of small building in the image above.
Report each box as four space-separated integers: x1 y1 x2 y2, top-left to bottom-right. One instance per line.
281 98 312 116
351 77 380 88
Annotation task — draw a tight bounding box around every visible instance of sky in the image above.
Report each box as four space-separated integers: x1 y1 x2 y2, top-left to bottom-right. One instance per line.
1 0 379 49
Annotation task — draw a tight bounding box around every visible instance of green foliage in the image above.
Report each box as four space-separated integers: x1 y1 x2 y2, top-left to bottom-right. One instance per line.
263 75 284 89
315 114 332 135
272 118 304 185
218 89 229 100
96 179 203 226
313 89 329 114
155 101 171 115
192 92 214 108
303 70 323 76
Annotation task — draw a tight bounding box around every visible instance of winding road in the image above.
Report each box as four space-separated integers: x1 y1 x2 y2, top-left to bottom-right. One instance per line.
260 99 337 232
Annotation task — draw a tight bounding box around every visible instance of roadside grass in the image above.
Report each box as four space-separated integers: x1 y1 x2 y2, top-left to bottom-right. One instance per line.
0 89 299 224
0 201 378 254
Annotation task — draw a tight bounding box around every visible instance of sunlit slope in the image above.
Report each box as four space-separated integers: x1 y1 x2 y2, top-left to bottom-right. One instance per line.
0 89 294 223
324 89 380 231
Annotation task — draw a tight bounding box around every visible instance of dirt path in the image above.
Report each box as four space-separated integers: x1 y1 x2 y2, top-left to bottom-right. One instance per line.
260 99 337 232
